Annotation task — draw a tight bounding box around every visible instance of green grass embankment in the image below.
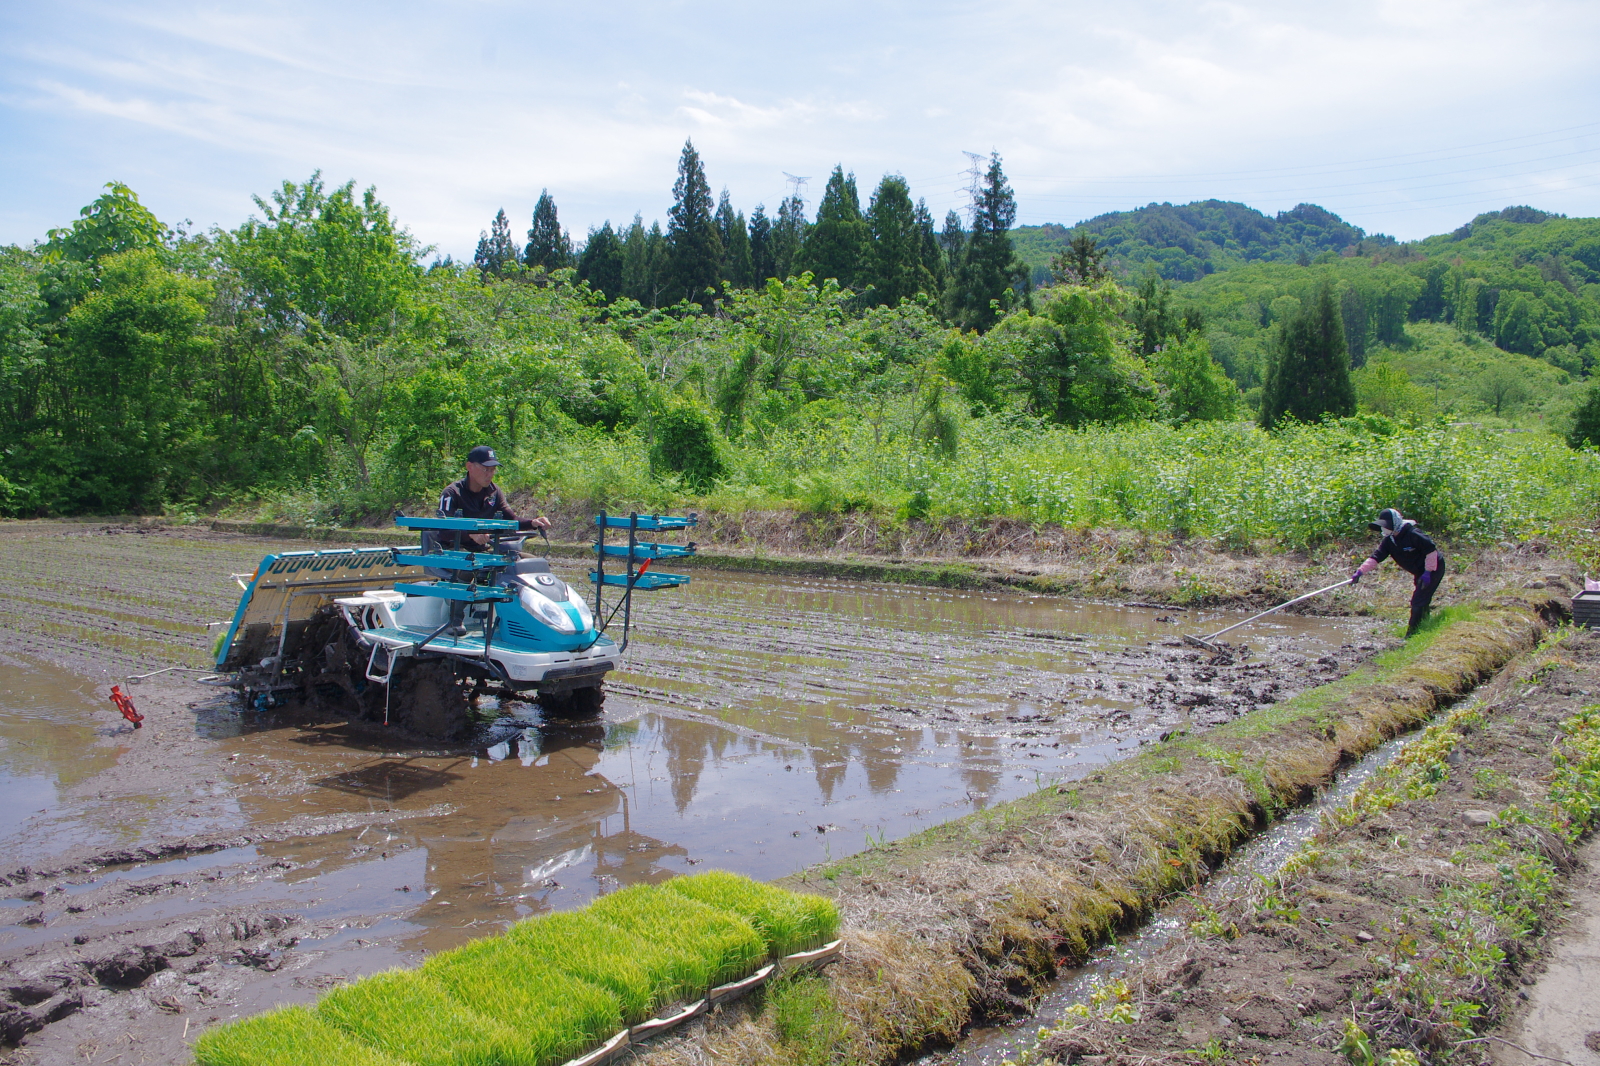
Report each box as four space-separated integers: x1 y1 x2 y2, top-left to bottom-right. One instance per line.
192 872 838 1066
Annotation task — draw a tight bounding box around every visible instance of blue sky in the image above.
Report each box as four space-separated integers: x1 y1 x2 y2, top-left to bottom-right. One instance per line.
3 0 1598 257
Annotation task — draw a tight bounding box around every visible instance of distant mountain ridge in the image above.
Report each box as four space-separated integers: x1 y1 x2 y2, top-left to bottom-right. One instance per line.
1013 199 1398 283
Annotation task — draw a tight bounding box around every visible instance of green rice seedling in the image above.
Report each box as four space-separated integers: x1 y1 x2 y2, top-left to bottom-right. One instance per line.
420 934 621 1063
505 910 701 1024
662 870 841 956
193 1006 406 1066
588 883 766 989
317 968 542 1066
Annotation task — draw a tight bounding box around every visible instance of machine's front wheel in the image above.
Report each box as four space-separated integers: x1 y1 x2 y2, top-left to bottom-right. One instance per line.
540 684 605 719
392 659 472 740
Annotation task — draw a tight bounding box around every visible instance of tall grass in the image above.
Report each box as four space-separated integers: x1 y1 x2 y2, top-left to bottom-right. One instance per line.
521 418 1600 549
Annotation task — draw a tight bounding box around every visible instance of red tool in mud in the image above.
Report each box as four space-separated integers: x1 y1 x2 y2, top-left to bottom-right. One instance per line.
109 685 144 728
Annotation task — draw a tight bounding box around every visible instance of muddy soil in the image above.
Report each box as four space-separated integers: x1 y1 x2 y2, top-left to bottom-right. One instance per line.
993 629 1600 1064
0 520 1394 1064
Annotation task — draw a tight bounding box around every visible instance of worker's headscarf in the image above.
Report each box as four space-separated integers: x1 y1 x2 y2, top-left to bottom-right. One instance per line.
1369 508 1410 537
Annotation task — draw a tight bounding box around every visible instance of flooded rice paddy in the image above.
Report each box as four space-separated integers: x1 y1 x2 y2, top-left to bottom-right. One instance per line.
0 524 1383 1060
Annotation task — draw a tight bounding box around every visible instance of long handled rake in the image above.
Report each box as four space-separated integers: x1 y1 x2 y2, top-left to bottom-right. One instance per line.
1182 578 1351 652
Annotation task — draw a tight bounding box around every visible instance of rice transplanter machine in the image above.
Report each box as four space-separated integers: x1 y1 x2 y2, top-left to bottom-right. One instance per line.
210 512 696 738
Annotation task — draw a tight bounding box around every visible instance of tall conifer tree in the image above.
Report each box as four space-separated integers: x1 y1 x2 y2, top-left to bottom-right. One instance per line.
716 189 753 289
1258 283 1356 427
667 140 721 308
948 152 1022 331
916 199 945 296
524 190 571 270
577 221 625 300
473 208 517 278
621 214 650 304
748 205 774 285
801 166 869 288
863 175 929 306
772 195 808 281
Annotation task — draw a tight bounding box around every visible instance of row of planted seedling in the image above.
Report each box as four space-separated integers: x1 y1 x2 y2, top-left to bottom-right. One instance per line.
195 871 840 1066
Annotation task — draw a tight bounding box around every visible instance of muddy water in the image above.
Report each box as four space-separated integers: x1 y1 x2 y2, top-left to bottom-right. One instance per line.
1 557 1370 967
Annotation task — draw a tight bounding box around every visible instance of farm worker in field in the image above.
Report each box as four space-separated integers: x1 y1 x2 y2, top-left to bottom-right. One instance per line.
1348 508 1443 636
430 445 551 569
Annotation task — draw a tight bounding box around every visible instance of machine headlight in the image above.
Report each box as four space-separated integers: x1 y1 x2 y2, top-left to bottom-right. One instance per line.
520 587 577 634
567 588 595 631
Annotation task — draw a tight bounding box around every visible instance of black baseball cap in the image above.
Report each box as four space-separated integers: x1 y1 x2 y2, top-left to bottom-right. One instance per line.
466 445 501 467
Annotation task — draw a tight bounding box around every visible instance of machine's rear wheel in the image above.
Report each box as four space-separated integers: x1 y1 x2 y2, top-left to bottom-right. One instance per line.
392 659 471 740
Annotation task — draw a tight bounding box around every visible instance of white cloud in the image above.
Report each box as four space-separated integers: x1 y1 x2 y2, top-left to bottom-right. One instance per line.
2 0 1598 251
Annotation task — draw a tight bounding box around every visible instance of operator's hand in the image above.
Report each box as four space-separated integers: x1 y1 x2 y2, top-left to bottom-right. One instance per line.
519 516 552 532
1348 570 1362 585
468 533 491 549
1418 570 1433 588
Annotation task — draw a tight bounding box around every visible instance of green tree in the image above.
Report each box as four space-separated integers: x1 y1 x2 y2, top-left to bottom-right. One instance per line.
749 205 774 285
916 199 946 296
1567 382 1600 448
1474 362 1532 417
863 175 931 306
53 249 214 509
667 140 722 309
948 153 1023 331
524 189 572 271
1151 333 1238 423
771 195 807 281
1258 283 1356 427
994 282 1157 427
1493 291 1543 355
1051 231 1109 284
473 208 518 278
577 221 625 300
1129 274 1179 355
44 182 167 266
802 166 869 289
226 172 422 338
717 190 753 290
1339 283 1368 367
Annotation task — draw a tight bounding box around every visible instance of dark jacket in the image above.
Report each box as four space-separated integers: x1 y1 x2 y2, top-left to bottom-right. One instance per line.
1369 523 1439 578
438 477 521 523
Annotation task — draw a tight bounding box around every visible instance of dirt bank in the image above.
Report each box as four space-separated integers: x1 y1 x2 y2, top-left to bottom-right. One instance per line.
629 590 1569 1066
1006 623 1600 1064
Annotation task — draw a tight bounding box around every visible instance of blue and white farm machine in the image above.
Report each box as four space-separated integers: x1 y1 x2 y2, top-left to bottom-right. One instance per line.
211 513 695 739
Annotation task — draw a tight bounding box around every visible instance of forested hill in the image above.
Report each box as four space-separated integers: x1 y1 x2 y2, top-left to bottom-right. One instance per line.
1013 200 1393 283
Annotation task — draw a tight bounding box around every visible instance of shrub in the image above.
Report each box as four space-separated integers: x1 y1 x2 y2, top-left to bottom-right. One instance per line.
649 401 726 489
